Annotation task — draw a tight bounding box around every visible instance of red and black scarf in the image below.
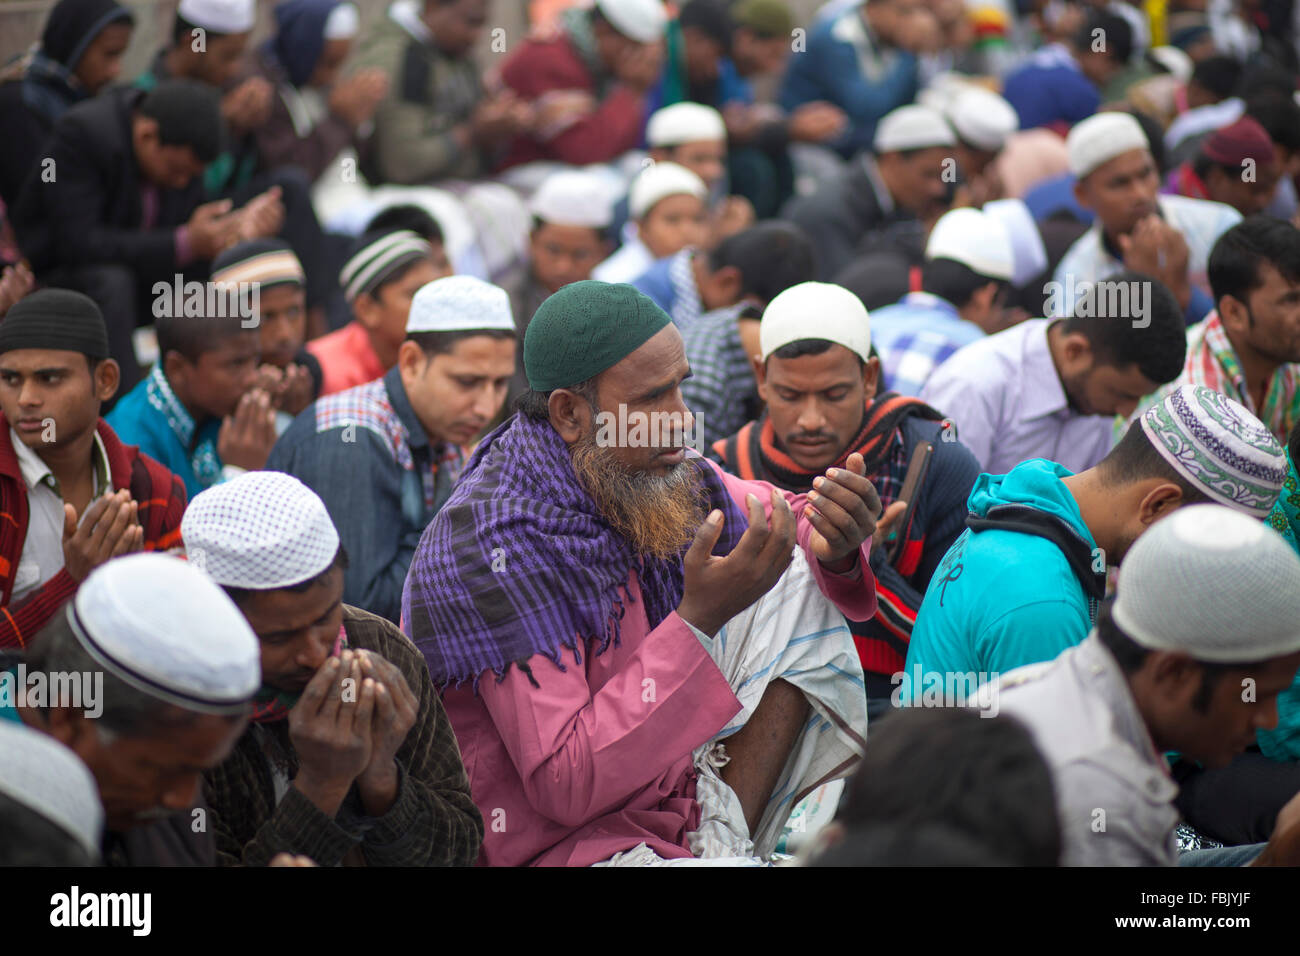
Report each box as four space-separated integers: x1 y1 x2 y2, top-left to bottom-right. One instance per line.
713 393 946 492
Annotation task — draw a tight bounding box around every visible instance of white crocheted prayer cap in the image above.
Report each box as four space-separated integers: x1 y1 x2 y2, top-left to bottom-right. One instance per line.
761 281 870 362
628 161 707 219
925 207 1014 281
531 170 615 229
0 720 103 857
596 0 668 43
983 198 1049 287
407 275 515 333
178 0 255 33
1068 111 1150 178
324 3 360 39
873 104 956 153
182 470 340 590
646 103 726 147
947 86 1018 152
1113 504 1300 661
71 554 260 712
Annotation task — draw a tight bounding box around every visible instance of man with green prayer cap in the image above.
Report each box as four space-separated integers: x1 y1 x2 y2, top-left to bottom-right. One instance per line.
404 280 883 866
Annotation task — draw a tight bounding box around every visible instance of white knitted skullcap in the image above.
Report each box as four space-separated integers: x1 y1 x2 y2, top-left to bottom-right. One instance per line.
873 104 956 153
1148 45 1193 83
71 554 260 712
182 471 341 590
646 103 726 147
178 0 255 33
1113 504 1300 661
947 87 1019 152
761 281 870 362
628 161 707 220
1067 112 1150 178
407 275 515 334
595 0 667 43
324 3 360 40
0 720 103 857
530 170 615 229
925 207 1014 281
982 198 1048 287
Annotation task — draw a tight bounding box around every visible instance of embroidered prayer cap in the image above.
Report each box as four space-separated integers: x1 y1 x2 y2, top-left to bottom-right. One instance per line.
760 281 870 362
925 207 1014 282
530 170 615 229
1067 111 1150 178
946 86 1018 153
646 102 726 148
0 720 103 858
211 238 305 291
339 228 434 304
1139 384 1286 518
1113 503 1300 662
873 104 956 153
629 161 708 220
407 275 515 334
0 288 109 360
71 553 260 713
1201 116 1275 168
177 0 255 33
731 0 793 37
524 280 670 391
182 470 340 590
596 0 667 43
982 198 1048 288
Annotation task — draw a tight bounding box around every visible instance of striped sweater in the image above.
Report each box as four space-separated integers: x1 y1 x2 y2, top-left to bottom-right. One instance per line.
0 417 187 648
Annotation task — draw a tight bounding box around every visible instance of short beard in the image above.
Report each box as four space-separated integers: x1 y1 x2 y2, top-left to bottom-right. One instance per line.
569 426 706 560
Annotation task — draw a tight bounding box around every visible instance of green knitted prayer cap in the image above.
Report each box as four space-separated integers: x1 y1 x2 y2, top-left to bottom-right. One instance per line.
524 281 671 391
732 0 793 37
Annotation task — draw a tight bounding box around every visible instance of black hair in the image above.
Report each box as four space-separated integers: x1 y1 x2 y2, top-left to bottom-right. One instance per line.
0 791 97 866
23 612 238 737
155 310 254 365
1191 152 1240 186
516 379 599 422
221 543 349 608
835 706 1061 866
1127 107 1167 176
405 328 516 356
1100 416 1214 506
1245 92 1300 154
922 257 1005 308
1096 596 1259 715
1208 216 1300 313
808 824 1013 866
707 221 815 305
770 337 865 368
1059 271 1185 384
138 79 224 164
1190 55 1243 101
679 0 734 55
1235 62 1297 101
363 204 445 247
530 215 612 246
1074 11 1133 64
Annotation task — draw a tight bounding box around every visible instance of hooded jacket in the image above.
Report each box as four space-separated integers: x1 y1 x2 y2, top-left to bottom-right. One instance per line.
902 458 1104 697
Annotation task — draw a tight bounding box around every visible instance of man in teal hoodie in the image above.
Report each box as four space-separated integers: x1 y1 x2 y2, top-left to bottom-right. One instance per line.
901 384 1286 704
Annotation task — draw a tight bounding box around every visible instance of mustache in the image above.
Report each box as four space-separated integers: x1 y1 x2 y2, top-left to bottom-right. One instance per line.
787 431 835 444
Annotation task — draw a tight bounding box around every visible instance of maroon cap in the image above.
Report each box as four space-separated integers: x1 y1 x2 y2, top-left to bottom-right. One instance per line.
1202 116 1276 167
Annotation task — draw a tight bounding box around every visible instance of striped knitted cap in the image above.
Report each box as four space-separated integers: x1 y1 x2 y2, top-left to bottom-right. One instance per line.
339 229 433 303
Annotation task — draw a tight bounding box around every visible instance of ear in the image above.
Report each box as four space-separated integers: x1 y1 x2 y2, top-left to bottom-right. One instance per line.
548 385 596 445
1218 292 1249 335
353 291 381 331
1146 649 1202 699
1137 482 1183 526
133 114 159 146
161 350 188 390
94 358 120 404
1061 330 1093 370
44 706 102 758
1072 177 1090 209
396 339 425 382
752 353 768 399
863 354 880 396
714 265 743 302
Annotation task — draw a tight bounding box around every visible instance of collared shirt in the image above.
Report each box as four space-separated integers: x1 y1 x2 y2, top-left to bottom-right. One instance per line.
631 248 704 333
1052 194 1241 321
307 321 387 398
9 429 111 603
870 292 985 397
266 366 465 624
921 318 1116 474
592 236 655 285
995 633 1180 866
680 303 757 448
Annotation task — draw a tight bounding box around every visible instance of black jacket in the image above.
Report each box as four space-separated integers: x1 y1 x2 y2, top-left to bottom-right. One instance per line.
10 85 206 278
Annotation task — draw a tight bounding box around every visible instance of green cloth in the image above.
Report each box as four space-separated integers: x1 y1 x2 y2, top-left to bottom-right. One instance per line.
524 281 671 391
732 0 793 37
1261 447 1300 762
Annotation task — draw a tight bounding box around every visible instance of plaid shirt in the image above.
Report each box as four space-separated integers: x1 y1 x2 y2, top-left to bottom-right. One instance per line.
680 303 758 448
203 604 484 866
870 293 984 397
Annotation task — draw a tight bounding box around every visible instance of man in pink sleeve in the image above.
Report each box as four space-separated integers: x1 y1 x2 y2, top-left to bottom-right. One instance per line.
403 281 877 865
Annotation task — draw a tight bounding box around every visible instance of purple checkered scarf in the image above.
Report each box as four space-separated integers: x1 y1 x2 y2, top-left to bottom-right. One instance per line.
402 412 747 689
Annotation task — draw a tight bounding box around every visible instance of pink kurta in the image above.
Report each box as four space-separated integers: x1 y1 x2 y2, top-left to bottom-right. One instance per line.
441 462 877 867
